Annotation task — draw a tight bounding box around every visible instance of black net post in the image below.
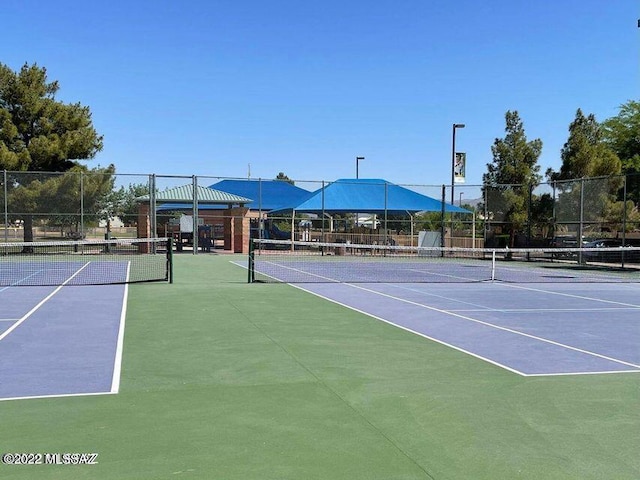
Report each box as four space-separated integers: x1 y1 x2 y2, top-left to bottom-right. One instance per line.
248 238 255 283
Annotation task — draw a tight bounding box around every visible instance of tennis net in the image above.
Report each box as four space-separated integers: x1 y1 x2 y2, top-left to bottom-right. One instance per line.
248 239 640 284
0 237 173 286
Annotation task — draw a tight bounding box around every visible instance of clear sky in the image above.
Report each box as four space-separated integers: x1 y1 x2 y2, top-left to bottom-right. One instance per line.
3 0 638 187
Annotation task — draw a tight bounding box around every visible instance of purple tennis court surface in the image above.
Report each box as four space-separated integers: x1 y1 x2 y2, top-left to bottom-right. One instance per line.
287 280 640 376
0 280 127 401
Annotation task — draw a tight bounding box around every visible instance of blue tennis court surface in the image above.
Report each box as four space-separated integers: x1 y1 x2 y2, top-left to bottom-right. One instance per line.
287 281 640 376
0 259 130 286
0 266 129 401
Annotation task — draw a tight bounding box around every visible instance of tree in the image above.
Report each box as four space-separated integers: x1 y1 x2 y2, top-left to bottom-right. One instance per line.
482 111 542 247
547 109 623 235
602 100 640 204
97 182 151 229
275 172 294 185
547 109 621 181
8 165 115 237
0 62 103 242
602 100 640 167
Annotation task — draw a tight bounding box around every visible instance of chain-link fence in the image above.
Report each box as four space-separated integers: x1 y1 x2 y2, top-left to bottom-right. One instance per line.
2 171 640 251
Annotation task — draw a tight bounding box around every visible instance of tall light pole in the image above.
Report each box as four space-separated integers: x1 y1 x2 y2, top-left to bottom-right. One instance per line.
356 156 365 179
451 123 465 205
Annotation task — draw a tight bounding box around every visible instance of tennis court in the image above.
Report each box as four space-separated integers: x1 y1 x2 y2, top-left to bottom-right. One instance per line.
0 238 171 400
0 282 127 400
297 282 640 376
0 246 638 479
248 240 640 377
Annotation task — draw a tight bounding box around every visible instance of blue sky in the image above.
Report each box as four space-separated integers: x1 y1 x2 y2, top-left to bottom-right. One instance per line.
3 0 638 187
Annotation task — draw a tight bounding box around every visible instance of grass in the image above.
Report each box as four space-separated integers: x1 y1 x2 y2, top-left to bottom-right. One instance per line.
0 253 638 479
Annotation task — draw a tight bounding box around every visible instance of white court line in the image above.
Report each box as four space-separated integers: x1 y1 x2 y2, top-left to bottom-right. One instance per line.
242 260 640 375
344 283 640 371
288 283 527 376
262 260 340 282
385 283 508 311
0 391 116 403
0 270 46 293
450 307 640 313
0 319 20 322
385 282 640 312
0 262 91 343
524 369 640 377
405 267 488 282
110 262 131 394
0 261 131 401
498 283 640 308
262 260 487 284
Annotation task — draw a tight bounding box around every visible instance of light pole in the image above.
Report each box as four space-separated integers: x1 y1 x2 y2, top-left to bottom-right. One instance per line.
356 156 365 179
451 123 465 205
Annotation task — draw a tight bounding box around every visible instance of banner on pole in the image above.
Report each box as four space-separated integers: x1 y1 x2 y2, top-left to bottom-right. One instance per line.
454 152 466 183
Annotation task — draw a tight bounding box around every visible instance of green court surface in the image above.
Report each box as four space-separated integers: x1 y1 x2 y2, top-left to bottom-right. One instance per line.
0 254 638 479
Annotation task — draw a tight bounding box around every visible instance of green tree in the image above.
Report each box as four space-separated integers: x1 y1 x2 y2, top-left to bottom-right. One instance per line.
482 111 543 247
0 62 103 242
602 100 640 204
548 109 623 235
275 172 294 185
120 183 151 226
9 166 115 237
96 182 151 230
547 109 621 181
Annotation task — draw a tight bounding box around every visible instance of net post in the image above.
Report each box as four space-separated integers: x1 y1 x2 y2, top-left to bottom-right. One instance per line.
491 249 496 281
248 238 255 283
167 237 174 284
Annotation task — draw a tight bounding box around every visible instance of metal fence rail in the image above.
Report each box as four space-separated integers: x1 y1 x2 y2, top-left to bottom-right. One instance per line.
2 171 639 250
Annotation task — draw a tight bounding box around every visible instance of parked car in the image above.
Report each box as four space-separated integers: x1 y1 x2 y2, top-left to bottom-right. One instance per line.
582 239 640 263
550 235 584 259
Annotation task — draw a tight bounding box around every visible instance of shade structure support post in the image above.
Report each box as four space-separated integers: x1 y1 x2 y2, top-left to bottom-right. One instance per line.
291 210 295 251
192 175 198 255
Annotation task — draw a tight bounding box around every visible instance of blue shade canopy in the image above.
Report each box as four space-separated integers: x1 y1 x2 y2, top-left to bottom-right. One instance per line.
209 179 313 211
269 179 470 214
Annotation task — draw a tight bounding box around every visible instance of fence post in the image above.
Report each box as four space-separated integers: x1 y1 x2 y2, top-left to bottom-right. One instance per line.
321 180 325 248
578 178 585 263
551 181 556 241
384 181 388 249
3 170 7 243
622 175 628 266
149 174 157 254
80 171 84 237
527 183 533 247
192 175 198 255
440 185 445 250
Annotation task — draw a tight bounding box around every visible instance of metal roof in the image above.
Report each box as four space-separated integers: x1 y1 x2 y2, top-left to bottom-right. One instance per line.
137 184 251 204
